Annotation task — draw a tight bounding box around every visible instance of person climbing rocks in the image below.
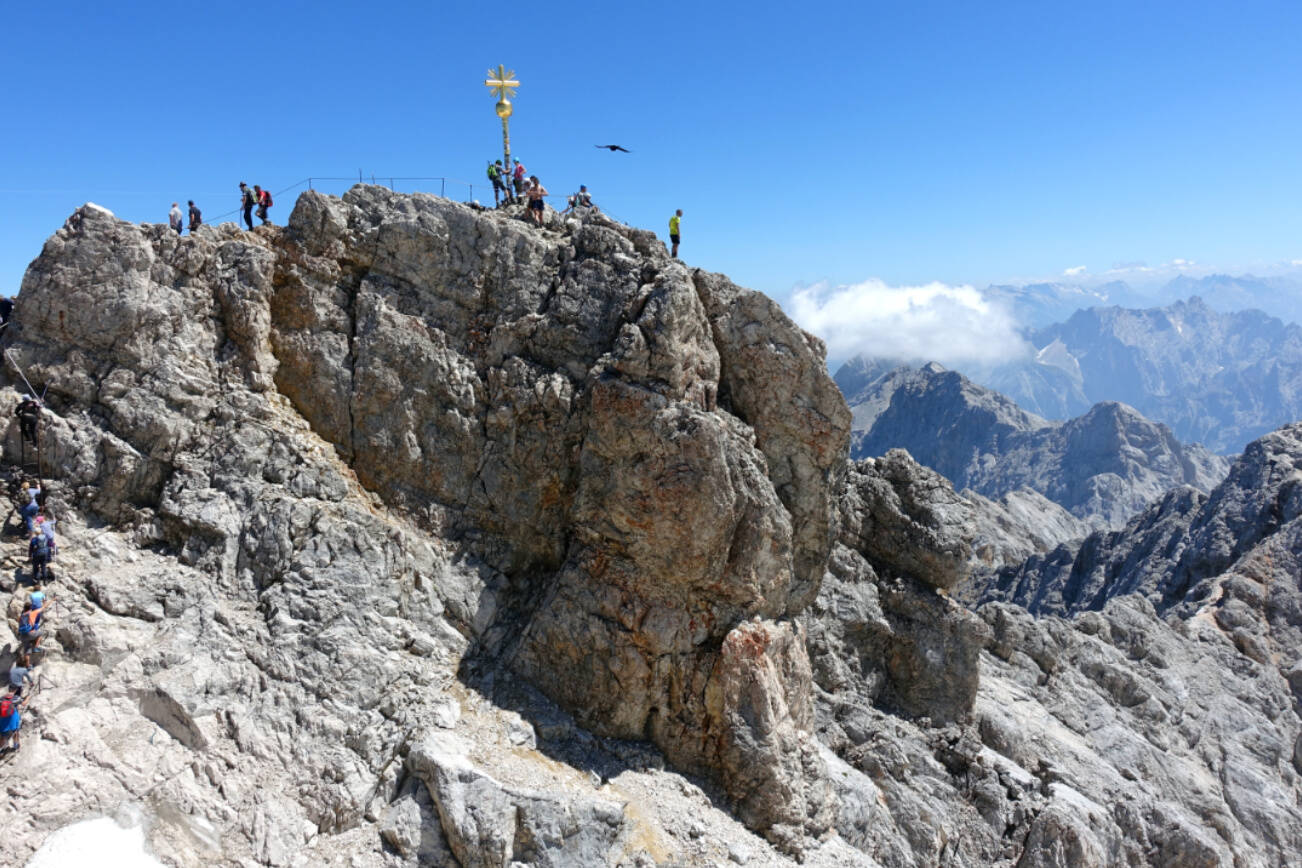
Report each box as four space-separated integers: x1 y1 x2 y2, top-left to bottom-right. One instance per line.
28 529 50 582
169 202 183 235
669 209 682 258
0 687 24 753
239 182 256 230
188 200 202 233
36 507 56 556
18 478 40 533
28 583 46 612
255 185 273 225
17 602 44 651
7 654 35 698
512 160 527 199
488 160 509 206
15 394 40 446
526 176 549 227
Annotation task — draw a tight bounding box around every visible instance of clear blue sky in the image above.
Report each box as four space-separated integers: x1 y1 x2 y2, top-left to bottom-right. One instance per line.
2 1 1300 303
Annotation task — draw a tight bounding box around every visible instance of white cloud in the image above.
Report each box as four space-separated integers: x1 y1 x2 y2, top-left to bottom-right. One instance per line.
787 279 1031 367
1063 265 1087 277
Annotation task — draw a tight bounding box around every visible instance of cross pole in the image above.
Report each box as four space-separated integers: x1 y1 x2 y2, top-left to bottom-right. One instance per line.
485 65 520 176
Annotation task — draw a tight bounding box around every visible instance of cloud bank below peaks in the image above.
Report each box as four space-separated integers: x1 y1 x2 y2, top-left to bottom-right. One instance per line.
787 279 1032 368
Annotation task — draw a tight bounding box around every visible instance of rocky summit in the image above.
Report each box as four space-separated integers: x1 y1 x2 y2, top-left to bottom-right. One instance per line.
2 188 1300 867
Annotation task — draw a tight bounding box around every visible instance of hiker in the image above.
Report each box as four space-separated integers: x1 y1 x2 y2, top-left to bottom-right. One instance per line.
669 210 682 258
239 182 256 230
0 297 12 327
17 603 44 651
8 654 35 698
28 583 46 612
526 176 548 226
255 185 273 225
28 529 50 582
0 687 23 753
19 479 40 533
15 395 39 446
168 202 183 235
487 160 510 206
36 507 56 553
188 200 202 233
564 185 597 215
512 160 527 199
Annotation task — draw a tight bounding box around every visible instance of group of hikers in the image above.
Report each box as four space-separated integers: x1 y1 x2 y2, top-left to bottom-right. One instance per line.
161 168 683 254
2 395 57 754
166 182 274 235
485 159 554 226
485 159 683 255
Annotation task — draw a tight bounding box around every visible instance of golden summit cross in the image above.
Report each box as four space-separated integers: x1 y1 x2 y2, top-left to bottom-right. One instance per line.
484 65 519 101
484 65 520 178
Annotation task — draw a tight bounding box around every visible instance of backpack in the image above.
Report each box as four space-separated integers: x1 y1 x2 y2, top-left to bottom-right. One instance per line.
487 165 499 180
0 694 14 719
32 535 48 558
18 611 38 635
262 191 273 208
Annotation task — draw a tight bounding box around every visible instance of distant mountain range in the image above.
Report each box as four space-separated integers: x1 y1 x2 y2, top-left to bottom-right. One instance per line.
982 272 1302 330
835 360 1229 530
979 296 1302 453
846 289 1302 455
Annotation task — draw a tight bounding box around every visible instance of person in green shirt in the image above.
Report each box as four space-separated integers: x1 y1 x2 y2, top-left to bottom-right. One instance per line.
669 209 682 258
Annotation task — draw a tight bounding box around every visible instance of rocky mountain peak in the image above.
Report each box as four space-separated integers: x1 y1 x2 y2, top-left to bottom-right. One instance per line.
4 189 1301 867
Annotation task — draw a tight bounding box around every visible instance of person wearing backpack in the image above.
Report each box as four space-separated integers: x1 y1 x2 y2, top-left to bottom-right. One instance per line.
0 687 25 752
18 604 44 651
15 394 40 446
488 160 510 206
239 182 256 230
188 200 202 233
8 654 35 698
255 185 273 224
28 529 50 582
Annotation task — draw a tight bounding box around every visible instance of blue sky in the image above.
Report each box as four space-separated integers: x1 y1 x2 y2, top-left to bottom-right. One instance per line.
3 1 1301 311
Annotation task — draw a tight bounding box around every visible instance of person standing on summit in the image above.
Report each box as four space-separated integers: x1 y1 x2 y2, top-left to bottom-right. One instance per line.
239 182 256 230
669 209 682 258
168 202 183 235
512 160 527 200
187 200 202 233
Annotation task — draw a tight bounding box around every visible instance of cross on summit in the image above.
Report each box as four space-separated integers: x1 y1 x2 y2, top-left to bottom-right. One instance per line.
484 65 518 100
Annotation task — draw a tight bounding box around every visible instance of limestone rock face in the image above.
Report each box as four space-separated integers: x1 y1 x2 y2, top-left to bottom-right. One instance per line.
808 447 1302 867
5 190 849 862
7 191 1302 868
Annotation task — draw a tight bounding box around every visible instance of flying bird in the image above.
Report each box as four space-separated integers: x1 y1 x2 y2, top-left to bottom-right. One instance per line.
595 144 632 153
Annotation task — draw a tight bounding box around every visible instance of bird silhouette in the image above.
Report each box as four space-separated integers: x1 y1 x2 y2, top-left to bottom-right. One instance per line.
595 144 632 153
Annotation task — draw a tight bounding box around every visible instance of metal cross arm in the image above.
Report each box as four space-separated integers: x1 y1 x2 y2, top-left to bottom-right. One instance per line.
484 65 519 100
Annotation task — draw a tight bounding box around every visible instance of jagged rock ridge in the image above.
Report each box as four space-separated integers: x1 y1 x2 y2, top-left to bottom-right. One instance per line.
836 360 1228 530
